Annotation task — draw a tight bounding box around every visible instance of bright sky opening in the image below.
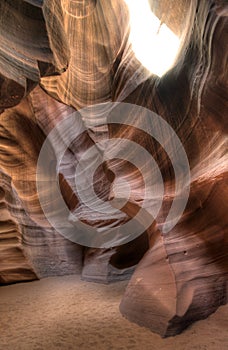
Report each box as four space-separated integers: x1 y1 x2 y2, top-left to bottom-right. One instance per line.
124 0 180 77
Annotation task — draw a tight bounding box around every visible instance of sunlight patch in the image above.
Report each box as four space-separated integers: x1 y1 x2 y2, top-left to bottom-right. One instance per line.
124 0 180 77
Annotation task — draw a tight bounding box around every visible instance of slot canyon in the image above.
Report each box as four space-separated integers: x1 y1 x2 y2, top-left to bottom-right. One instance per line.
0 0 227 348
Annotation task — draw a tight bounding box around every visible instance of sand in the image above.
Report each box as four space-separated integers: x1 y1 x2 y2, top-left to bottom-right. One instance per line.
0 275 227 350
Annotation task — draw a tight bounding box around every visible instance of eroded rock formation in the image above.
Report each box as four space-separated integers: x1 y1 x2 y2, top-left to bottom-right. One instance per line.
0 0 227 337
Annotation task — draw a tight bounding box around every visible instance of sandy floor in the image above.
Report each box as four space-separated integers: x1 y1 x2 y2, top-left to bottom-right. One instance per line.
0 275 227 350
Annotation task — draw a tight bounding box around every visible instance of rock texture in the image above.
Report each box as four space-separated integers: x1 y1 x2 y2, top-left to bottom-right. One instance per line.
0 0 69 112
0 172 37 284
0 0 227 337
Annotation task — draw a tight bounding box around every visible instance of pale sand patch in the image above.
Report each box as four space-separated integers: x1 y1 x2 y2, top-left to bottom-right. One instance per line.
0 275 227 350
